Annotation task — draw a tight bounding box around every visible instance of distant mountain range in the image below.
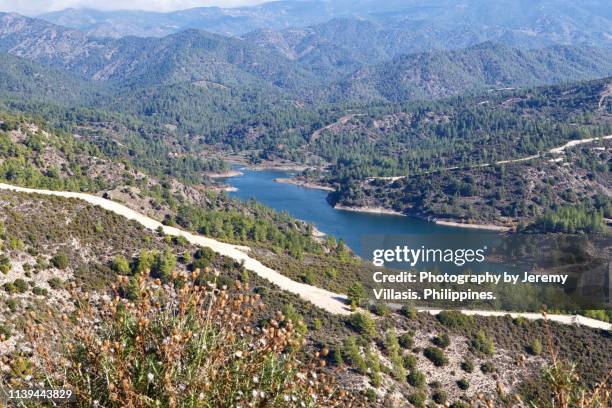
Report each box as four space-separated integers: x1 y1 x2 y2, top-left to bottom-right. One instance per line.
37 0 612 50
328 42 612 102
0 8 611 135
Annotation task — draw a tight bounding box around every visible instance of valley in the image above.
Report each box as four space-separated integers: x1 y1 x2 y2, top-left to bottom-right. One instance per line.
0 1 610 406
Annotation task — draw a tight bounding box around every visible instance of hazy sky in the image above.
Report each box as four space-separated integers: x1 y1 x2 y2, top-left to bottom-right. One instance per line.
0 0 270 15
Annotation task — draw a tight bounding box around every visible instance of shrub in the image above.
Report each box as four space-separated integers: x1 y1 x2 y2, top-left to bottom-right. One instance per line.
480 361 495 374
343 336 367 374
457 378 470 390
399 332 413 349
135 250 155 274
150 249 176 283
529 338 543 355
48 278 63 290
347 282 366 308
407 369 426 388
3 282 16 294
0 254 11 274
5 298 17 312
111 255 131 275
366 387 377 402
13 278 28 293
407 391 427 408
432 332 450 348
371 301 390 317
332 347 344 366
348 312 376 338
403 354 417 370
450 401 470 408
324 267 338 280
0 324 11 340
461 359 474 373
28 276 358 406
384 331 401 357
400 304 417 319
51 252 69 269
370 372 382 388
424 346 448 367
437 310 473 328
432 389 448 404
302 271 315 284
32 286 48 296
282 304 307 335
471 329 495 355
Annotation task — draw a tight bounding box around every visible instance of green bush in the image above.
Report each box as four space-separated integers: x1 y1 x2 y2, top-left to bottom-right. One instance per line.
348 312 376 338
461 359 474 373
407 391 426 408
151 249 176 283
471 329 495 355
48 277 63 290
423 346 448 367
432 332 450 348
400 304 417 319
0 254 11 274
32 286 48 296
480 361 495 374
450 401 470 408
0 324 11 340
13 278 28 293
529 338 543 355
407 369 426 388
347 282 366 308
5 298 17 312
399 332 413 349
3 282 16 294
51 252 69 269
432 389 448 404
111 255 131 275
457 378 470 390
332 347 344 366
403 354 417 370
366 387 377 402
343 337 367 374
437 310 473 328
371 372 382 388
371 301 390 317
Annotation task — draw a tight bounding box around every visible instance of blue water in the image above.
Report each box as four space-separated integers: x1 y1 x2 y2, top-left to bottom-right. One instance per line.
224 168 505 272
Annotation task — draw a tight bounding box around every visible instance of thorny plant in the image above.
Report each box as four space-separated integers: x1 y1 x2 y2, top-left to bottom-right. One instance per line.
15 269 363 407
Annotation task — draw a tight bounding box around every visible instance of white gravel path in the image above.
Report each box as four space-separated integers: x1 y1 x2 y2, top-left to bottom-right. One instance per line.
1 182 610 330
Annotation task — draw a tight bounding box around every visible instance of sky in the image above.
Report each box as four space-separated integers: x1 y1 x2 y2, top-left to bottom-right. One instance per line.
0 0 271 16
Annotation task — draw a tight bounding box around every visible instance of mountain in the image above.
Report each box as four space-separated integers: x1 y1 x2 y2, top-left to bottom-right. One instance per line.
37 0 612 49
37 1 335 38
1 12 611 139
0 53 106 103
328 42 612 102
244 18 557 78
0 13 318 94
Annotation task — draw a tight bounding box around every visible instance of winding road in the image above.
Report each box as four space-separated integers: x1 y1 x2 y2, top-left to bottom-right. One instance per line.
1 182 610 331
368 134 612 182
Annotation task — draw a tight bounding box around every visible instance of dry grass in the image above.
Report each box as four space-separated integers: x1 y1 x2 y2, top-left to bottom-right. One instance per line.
12 272 363 407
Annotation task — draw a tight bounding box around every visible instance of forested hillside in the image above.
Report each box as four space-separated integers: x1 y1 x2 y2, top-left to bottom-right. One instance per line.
329 43 612 102
1 12 611 141
321 79 612 228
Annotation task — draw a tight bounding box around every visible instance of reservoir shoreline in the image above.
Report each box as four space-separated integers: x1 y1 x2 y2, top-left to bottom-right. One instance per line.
219 170 512 234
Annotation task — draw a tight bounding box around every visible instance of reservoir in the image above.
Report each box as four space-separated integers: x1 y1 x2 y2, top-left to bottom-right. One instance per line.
223 168 508 273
